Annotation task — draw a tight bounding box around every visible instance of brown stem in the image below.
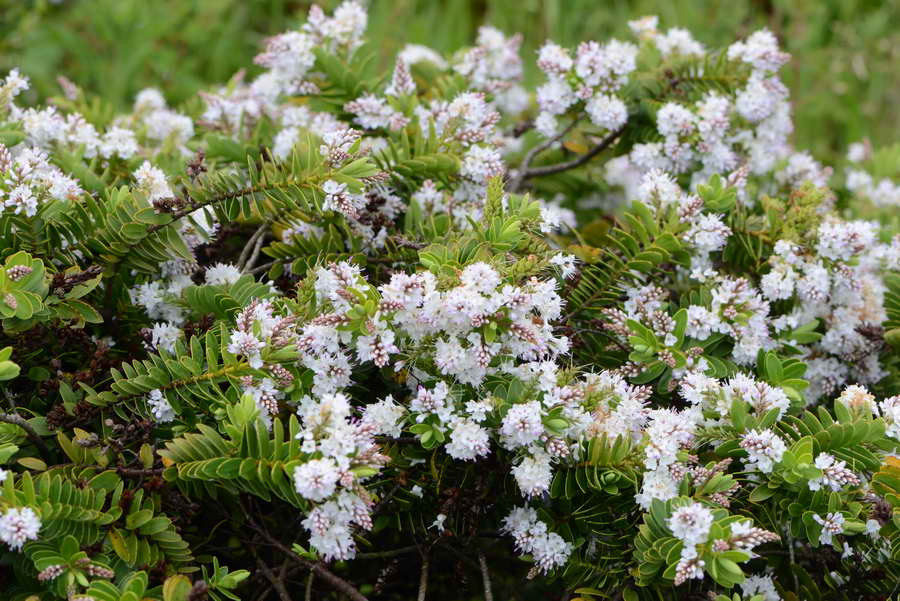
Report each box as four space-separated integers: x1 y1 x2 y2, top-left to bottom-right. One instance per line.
478 552 493 601
248 260 279 276
304 572 314 601
116 466 164 478
517 126 624 183
238 223 270 272
241 498 369 601
417 555 429 601
146 178 318 235
355 545 418 560
371 481 402 517
256 558 292 601
243 230 269 274
0 412 50 460
509 118 580 192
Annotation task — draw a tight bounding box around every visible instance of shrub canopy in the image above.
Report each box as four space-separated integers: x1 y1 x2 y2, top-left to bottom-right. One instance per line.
0 3 900 601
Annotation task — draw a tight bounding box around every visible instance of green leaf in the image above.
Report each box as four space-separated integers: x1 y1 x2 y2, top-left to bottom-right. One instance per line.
17 457 47 471
126 509 154 530
162 575 192 601
748 485 777 503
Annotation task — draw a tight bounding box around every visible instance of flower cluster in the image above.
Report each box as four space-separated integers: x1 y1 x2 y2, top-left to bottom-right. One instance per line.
533 37 636 136
0 507 41 551
501 506 573 575
1 3 900 599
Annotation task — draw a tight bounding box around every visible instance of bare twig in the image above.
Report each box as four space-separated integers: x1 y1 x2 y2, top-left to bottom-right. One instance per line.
2 387 16 410
389 235 427 250
254 585 272 601
478 553 493 601
417 556 429 601
248 260 279 276
116 466 165 478
241 498 369 601
787 527 799 592
371 481 402 517
244 231 268 273
509 118 580 192
239 223 269 273
356 545 418 560
0 412 50 460
515 125 625 184
304 572 314 601
256 558 292 601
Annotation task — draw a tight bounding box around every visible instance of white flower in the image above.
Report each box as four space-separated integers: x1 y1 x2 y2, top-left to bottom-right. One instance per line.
585 93 627 131
684 214 731 253
846 141 869 163
398 44 447 69
866 519 881 538
511 451 553 498
465 400 492 422
100 126 139 159
144 109 194 144
148 322 181 353
808 453 859 492
460 145 504 183
638 169 682 207
205 263 242 286
227 330 265 368
740 429 786 474
460 262 501 294
727 29 790 73
635 468 678 509
735 75 781 123
656 102 696 138
501 506 571 573
0 507 41 551
536 78 575 116
537 42 573 75
740 574 781 601
430 513 447 532
147 389 175 423
134 161 174 203
500 401 544 447
813 512 845 546
532 531 572 573
836 384 878 416
301 491 369 561
255 31 317 85
293 458 341 501
361 396 405 438
3 68 30 99
534 112 559 137
655 28 705 57
549 253 578 279
4 185 38 217
842 542 854 558
134 88 166 112
446 420 490 461
667 502 714 546
343 94 397 130
628 16 658 39
881 396 900 441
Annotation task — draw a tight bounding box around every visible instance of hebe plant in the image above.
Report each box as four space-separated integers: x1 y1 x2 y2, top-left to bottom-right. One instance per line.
0 3 899 600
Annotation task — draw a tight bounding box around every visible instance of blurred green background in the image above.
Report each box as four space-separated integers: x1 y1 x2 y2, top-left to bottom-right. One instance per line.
2 0 897 163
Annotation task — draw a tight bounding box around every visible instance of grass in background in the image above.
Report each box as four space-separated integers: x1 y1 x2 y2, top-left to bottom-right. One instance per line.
2 0 897 163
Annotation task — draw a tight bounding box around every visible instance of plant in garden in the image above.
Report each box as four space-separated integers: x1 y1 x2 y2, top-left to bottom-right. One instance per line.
0 2 899 600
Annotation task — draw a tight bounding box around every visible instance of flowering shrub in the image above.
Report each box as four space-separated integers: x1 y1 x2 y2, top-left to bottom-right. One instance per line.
1 3 899 600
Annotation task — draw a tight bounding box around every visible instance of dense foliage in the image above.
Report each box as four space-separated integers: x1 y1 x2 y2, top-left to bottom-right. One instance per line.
1 3 899 600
